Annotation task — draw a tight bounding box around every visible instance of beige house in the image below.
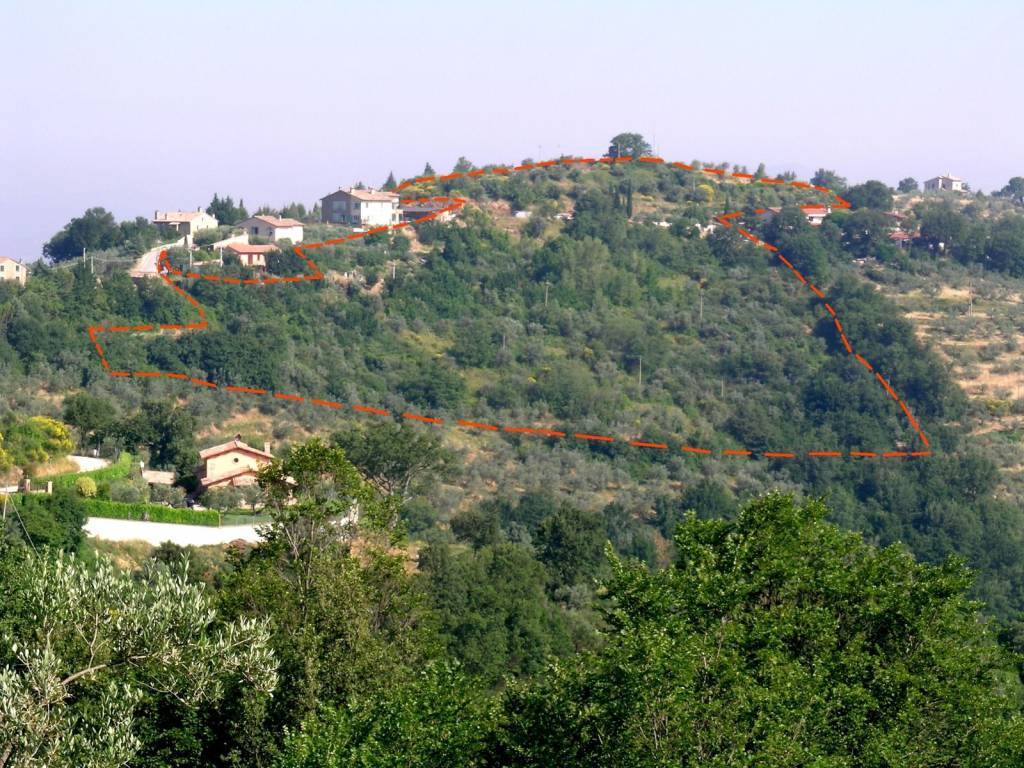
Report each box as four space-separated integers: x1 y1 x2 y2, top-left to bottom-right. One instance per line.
237 215 304 243
0 256 28 285
224 242 277 269
924 173 966 192
153 209 219 246
320 187 400 227
198 434 274 489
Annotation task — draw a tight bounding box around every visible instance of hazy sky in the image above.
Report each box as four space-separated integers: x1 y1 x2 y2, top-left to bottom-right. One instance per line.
1 0 1021 261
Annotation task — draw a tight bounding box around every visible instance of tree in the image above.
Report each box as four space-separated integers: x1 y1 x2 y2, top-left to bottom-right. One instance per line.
810 168 847 192
382 171 397 190
845 179 894 211
2 416 74 470
275 663 491 768
423 162 436 176
0 547 276 768
999 177 1024 205
205 194 248 226
535 504 606 588
607 133 652 159
62 392 116 449
491 494 1024 766
43 208 121 262
115 402 197 475
331 421 454 501
218 440 432 756
898 177 919 193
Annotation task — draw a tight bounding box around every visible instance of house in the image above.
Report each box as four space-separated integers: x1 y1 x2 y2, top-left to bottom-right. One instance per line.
755 205 831 227
399 200 458 224
0 256 28 285
236 214 304 243
320 187 400 227
889 230 913 249
197 434 274 489
924 173 966 192
224 242 278 269
152 209 219 245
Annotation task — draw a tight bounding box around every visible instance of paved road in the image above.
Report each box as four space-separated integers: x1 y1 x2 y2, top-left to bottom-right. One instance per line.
130 237 184 278
69 455 110 472
85 517 263 546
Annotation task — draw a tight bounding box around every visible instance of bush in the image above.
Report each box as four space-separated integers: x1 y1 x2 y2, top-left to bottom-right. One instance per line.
203 486 244 511
74 476 97 498
108 478 147 504
149 484 187 508
82 499 220 526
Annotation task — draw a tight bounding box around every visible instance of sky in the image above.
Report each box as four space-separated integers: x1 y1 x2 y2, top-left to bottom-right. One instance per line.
1 0 1021 262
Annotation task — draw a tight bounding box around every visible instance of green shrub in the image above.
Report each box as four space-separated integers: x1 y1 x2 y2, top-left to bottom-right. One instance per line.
149 484 187 508
74 476 97 498
82 499 219 526
108 478 147 503
43 452 134 491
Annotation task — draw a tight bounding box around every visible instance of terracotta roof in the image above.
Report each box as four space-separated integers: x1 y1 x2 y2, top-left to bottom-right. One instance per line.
225 242 279 254
342 188 399 203
199 435 274 461
889 230 913 241
251 214 304 228
0 256 25 266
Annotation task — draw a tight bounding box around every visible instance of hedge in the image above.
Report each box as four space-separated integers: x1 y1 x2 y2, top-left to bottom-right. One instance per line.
40 452 135 491
83 499 220 526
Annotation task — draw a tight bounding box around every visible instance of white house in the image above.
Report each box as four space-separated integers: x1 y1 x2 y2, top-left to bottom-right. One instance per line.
320 187 400 227
924 173 966 192
236 215 304 243
0 256 28 285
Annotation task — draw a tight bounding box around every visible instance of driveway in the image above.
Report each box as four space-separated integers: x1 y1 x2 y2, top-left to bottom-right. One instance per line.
130 237 184 278
85 517 263 546
69 455 110 472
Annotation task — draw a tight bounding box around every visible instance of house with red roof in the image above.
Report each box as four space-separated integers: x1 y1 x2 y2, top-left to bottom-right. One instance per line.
237 214 304 243
197 434 274 489
223 242 278 269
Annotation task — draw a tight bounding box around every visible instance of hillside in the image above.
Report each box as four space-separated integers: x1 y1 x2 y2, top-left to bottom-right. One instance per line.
2 158 1024 616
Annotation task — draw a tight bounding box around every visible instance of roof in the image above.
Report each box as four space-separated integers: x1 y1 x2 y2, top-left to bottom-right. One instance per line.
198 465 262 488
889 230 913 241
153 210 211 222
225 242 279 255
199 434 274 461
799 205 830 214
927 173 963 182
0 256 25 266
250 214 304 228
325 187 399 203
142 469 175 485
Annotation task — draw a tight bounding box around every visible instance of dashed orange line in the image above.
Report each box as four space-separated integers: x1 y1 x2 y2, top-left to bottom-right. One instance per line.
87 157 931 460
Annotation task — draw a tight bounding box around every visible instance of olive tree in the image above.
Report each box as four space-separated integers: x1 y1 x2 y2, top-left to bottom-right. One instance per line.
0 549 277 768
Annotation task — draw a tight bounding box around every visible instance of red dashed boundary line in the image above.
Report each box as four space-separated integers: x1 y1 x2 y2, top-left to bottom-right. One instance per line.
87 156 931 460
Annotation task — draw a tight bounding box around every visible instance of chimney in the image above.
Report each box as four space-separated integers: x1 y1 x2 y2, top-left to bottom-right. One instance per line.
264 440 272 455
154 210 159 220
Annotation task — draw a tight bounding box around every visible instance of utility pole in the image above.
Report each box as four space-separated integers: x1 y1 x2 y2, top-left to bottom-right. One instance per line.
638 355 643 387
544 281 550 306
968 279 973 317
